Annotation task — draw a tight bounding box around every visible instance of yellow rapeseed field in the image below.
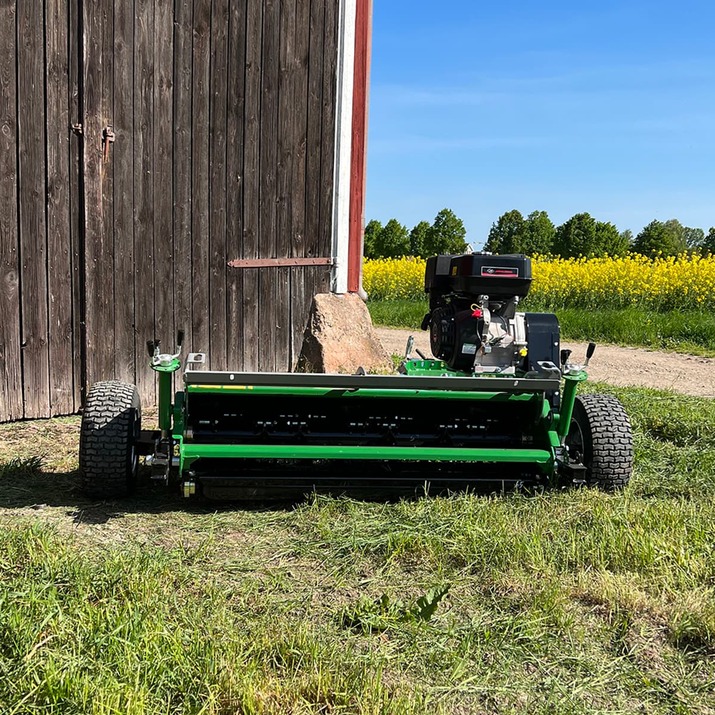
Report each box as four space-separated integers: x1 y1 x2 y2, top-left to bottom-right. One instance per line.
363 254 715 310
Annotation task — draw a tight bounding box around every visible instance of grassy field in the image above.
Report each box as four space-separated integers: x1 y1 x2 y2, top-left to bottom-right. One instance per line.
368 299 715 355
1 385 715 714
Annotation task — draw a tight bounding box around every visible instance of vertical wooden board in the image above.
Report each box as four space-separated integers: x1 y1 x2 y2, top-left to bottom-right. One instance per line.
83 0 115 390
191 0 211 359
304 0 324 261
258 269 276 372
274 0 294 369
291 0 309 260
318 0 339 259
274 265 290 370
208 0 229 370
17 0 50 417
68 0 83 409
226 0 247 370
289 265 304 368
258 0 279 372
133 0 155 403
0 0 22 421
173 0 193 352
45 0 74 415
113 0 136 383
154 0 174 362
241 0 263 371
289 0 310 364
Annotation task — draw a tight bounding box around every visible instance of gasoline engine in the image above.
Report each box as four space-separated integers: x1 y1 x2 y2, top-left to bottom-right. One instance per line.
422 253 560 377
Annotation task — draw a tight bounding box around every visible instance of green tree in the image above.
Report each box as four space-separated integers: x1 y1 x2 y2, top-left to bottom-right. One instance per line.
702 227 715 255
522 211 555 255
683 226 705 250
633 220 687 257
620 229 634 248
595 220 629 256
553 213 599 257
363 219 382 259
424 208 468 255
409 221 430 257
484 210 525 254
374 218 409 258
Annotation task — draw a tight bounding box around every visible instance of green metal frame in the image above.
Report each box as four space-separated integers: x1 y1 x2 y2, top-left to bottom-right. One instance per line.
152 356 588 488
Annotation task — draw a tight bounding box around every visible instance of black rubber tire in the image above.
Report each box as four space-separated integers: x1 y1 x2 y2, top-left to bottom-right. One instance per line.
567 393 633 491
79 381 141 499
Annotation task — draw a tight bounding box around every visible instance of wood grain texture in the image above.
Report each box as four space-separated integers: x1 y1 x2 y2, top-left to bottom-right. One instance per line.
18 0 50 417
133 0 155 404
258 0 280 372
1 0 342 420
113 0 136 384
173 0 193 358
83 0 115 389
209 0 229 370
0 0 23 420
226 0 247 370
191 0 211 359
241 0 263 371
68 0 83 410
154 0 175 365
46 0 74 414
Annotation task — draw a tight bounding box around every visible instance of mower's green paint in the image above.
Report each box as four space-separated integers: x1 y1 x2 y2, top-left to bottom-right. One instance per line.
185 384 543 402
151 354 588 489
557 372 587 442
180 443 553 470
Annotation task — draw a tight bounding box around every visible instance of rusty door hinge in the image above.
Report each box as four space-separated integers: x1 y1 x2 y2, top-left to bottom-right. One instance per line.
102 125 115 162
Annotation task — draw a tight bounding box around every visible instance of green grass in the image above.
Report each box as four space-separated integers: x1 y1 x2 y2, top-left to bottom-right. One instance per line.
368 300 715 355
1 386 715 713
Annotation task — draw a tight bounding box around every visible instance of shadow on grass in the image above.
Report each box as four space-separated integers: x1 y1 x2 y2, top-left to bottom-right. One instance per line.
0 456 541 524
0 458 302 525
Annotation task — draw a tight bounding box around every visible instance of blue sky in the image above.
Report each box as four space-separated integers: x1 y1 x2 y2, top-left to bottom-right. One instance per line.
365 1 715 248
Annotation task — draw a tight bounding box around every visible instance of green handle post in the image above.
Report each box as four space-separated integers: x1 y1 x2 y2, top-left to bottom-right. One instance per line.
557 372 587 442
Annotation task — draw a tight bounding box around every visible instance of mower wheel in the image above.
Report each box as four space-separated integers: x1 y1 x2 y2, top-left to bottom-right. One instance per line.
567 393 633 491
80 381 141 499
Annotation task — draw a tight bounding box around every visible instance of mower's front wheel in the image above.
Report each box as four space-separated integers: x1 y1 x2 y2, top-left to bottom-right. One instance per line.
80 381 141 499
566 393 633 491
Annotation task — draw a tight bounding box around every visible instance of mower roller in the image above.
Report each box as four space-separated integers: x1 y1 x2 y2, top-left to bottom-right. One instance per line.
79 253 633 499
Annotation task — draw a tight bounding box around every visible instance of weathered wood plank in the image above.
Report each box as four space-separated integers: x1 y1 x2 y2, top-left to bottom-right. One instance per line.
134 0 155 403
258 0 280 372
319 0 339 260
275 0 296 370
154 0 174 364
46 0 74 414
173 0 193 355
83 0 115 390
226 0 247 370
191 0 211 359
289 0 310 365
113 0 135 384
68 0 83 410
304 0 324 262
208 0 229 370
18 0 50 417
241 0 262 371
0 0 23 421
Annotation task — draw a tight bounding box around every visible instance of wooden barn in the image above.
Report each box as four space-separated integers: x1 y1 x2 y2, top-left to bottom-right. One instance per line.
0 0 372 423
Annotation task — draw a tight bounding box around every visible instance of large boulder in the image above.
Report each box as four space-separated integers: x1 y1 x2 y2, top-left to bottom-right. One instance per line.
296 293 392 374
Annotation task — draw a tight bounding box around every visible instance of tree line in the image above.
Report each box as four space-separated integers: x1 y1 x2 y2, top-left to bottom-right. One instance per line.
364 208 715 259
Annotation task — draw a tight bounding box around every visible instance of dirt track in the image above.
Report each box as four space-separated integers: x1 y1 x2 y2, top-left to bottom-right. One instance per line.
375 327 715 399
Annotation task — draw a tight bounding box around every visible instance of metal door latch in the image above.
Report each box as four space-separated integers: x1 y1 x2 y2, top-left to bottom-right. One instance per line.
102 125 115 161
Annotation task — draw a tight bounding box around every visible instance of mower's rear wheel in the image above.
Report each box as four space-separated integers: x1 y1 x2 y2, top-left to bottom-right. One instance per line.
80 381 141 499
566 393 633 491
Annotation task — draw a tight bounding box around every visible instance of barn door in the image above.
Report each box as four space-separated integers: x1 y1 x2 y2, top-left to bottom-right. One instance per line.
81 0 175 405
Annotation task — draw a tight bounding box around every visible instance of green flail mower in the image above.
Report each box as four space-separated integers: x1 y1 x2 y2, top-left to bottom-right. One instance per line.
79 253 633 500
